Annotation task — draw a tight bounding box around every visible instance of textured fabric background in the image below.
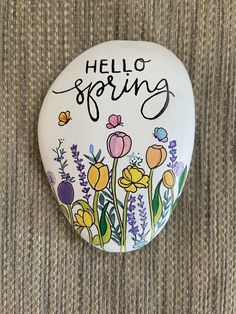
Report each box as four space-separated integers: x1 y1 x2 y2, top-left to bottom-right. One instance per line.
1 1 235 313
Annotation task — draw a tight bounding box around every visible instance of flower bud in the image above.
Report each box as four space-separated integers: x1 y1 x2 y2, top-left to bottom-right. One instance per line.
57 181 74 205
107 131 132 158
74 209 95 227
146 145 167 169
87 162 109 191
162 170 175 189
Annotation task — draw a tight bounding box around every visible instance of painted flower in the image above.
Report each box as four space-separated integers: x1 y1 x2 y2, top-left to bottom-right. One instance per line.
173 161 185 176
46 170 56 185
87 162 109 191
57 181 74 205
162 170 175 189
74 209 95 228
146 145 167 169
107 131 132 158
118 165 149 193
168 140 177 149
71 144 91 201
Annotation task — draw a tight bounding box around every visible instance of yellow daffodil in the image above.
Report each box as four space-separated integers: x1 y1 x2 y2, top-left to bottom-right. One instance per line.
87 162 109 191
74 209 95 228
118 165 149 193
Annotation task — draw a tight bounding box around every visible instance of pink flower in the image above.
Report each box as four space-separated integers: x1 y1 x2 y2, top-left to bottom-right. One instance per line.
107 131 132 158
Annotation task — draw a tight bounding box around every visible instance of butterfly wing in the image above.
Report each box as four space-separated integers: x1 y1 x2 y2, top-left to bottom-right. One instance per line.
106 123 114 129
109 114 119 127
58 120 66 126
65 111 71 119
116 115 122 125
162 137 168 143
58 111 70 126
153 127 159 138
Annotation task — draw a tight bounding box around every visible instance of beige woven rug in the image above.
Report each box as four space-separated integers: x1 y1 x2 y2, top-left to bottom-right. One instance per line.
1 1 235 313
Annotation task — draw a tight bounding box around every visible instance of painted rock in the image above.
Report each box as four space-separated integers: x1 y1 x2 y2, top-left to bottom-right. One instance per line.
38 41 195 252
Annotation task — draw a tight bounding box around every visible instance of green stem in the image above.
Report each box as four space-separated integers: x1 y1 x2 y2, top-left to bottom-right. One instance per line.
148 169 155 239
121 191 130 252
87 227 93 245
93 191 104 249
67 204 74 225
111 158 123 239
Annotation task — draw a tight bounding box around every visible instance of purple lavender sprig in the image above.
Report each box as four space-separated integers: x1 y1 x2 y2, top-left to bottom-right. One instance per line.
52 139 75 183
127 195 139 241
46 170 56 186
167 140 184 176
70 144 91 202
137 194 148 238
167 140 177 169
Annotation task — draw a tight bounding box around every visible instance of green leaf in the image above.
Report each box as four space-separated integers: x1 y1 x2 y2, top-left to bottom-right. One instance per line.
152 179 163 225
111 237 120 246
103 189 112 196
172 197 179 211
72 199 93 212
99 193 105 206
178 165 188 195
110 213 115 225
95 149 102 161
83 154 95 163
93 216 111 246
110 206 114 215
59 204 69 219
115 225 120 232
99 202 110 236
62 160 67 167
102 190 113 201
152 179 162 216
117 199 124 209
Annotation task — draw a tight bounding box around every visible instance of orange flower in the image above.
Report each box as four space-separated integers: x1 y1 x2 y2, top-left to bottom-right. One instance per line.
87 162 109 191
146 145 167 169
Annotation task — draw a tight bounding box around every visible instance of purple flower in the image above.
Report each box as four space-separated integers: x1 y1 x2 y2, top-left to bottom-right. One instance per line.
46 170 56 185
168 140 176 149
71 144 91 202
57 181 74 205
137 194 148 238
61 173 71 181
167 139 185 176
167 140 178 170
170 156 177 163
127 196 139 239
173 161 185 176
54 156 64 162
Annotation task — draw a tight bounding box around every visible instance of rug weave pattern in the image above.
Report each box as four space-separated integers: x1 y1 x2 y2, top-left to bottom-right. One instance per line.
1 1 235 313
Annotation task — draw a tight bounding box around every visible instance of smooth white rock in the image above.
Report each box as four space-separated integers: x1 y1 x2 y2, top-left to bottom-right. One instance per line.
38 40 195 252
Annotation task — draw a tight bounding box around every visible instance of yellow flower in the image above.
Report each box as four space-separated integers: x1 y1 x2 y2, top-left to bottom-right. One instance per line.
118 165 149 193
146 145 167 169
74 209 95 227
162 170 175 189
87 162 109 191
